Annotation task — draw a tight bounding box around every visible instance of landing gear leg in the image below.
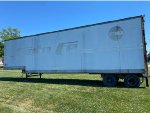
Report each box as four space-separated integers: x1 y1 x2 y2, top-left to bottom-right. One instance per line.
145 77 149 87
26 73 28 78
40 73 42 78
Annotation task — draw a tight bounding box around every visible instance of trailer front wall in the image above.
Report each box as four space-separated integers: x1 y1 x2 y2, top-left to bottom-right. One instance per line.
4 17 145 74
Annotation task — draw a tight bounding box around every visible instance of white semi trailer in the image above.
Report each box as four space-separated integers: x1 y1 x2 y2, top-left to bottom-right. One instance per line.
4 15 149 87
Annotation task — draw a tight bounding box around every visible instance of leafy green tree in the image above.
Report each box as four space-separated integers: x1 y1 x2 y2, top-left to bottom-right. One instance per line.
0 27 20 41
0 27 20 62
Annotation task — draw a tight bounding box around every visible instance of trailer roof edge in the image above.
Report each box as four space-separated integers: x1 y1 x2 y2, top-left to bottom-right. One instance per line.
4 15 144 42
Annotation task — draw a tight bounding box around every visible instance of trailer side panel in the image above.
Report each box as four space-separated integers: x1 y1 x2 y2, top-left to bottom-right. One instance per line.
4 16 145 74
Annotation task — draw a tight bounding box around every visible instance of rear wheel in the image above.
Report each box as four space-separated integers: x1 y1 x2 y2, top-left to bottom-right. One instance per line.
103 74 117 87
124 75 140 88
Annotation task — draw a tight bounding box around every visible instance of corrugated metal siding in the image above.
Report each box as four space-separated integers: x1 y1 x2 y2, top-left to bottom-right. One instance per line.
4 16 145 74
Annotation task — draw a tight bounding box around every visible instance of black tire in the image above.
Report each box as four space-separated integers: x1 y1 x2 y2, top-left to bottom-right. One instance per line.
124 75 140 88
103 74 117 87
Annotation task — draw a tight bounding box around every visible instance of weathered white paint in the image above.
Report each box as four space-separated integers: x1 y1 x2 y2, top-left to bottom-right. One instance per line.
4 16 146 75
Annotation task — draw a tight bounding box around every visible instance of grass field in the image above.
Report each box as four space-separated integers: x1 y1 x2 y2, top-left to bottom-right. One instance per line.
0 67 150 113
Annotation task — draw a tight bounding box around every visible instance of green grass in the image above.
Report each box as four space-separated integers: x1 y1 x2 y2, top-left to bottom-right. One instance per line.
0 68 150 113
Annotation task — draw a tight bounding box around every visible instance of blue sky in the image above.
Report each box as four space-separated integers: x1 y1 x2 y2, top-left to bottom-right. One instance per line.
0 1 150 51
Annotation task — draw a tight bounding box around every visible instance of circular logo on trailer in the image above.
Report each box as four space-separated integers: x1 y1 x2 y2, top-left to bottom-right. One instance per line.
109 26 124 41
